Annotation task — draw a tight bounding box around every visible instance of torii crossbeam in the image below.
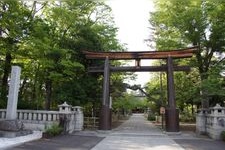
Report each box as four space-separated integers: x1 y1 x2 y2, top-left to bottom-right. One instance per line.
83 47 197 60
83 46 198 132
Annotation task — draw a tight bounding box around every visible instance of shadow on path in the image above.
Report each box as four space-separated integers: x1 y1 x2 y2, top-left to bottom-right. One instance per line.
7 135 103 150
175 139 225 150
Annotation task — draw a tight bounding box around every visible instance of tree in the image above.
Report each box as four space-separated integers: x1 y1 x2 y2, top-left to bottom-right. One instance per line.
149 0 225 107
0 1 31 105
145 72 167 113
112 93 147 115
0 1 127 111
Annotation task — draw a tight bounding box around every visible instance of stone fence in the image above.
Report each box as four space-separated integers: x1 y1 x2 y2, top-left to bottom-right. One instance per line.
196 104 225 140
0 102 84 134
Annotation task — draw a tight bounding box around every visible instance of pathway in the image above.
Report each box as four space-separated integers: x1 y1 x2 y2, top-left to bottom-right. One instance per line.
91 113 184 150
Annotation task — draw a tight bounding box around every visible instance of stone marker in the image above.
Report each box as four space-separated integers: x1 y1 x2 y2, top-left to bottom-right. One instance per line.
0 66 23 132
6 66 21 120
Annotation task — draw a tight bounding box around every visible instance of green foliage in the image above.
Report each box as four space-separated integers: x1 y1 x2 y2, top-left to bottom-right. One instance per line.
147 114 156 121
113 93 147 113
180 114 196 123
180 110 196 123
0 1 32 103
150 0 225 77
221 131 225 141
148 0 225 111
0 1 127 110
145 72 167 113
45 124 63 137
201 65 225 96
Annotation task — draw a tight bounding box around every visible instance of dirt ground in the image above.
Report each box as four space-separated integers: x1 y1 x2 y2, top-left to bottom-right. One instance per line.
111 119 127 129
179 123 196 131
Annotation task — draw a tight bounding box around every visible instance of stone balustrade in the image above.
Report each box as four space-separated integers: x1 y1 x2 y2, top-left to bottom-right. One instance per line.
0 109 60 121
0 109 60 131
196 104 225 140
0 102 84 133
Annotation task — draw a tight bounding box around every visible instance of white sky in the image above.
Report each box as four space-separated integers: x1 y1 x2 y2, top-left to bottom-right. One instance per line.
106 0 155 86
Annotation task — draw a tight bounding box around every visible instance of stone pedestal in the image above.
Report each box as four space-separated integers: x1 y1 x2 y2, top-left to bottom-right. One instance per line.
196 110 207 134
0 120 23 132
0 129 32 138
73 106 84 131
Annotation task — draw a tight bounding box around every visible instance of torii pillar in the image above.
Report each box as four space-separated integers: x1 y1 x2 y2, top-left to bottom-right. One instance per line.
165 57 179 132
99 57 111 130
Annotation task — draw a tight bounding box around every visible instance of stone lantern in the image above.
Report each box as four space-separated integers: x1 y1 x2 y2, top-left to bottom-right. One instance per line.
58 102 72 113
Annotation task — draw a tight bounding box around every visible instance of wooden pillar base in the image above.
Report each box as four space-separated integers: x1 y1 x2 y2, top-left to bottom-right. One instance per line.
99 105 111 130
165 108 179 132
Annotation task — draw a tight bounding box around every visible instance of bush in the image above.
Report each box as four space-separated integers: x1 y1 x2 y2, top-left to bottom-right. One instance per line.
180 113 196 123
221 131 225 141
148 114 155 121
44 124 63 137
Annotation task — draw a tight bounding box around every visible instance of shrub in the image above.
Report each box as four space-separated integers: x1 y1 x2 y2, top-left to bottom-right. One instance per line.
180 113 196 123
45 124 63 137
148 114 155 121
221 131 225 141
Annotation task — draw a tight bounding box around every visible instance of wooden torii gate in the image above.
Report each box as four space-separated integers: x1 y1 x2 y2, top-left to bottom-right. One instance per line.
83 46 197 132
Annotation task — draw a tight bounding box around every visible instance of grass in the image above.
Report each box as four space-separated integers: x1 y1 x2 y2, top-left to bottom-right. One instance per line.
44 124 63 138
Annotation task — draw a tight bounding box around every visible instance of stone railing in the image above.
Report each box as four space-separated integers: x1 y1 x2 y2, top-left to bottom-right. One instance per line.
0 109 60 131
0 102 84 133
196 104 225 140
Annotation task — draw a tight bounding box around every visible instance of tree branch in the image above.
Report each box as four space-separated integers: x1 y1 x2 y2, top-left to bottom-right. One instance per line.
125 84 158 101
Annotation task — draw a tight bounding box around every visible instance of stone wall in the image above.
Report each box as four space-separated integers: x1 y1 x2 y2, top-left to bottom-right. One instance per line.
196 104 225 140
0 102 84 133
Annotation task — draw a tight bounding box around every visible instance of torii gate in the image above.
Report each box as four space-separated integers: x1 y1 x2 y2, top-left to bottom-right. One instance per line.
83 46 197 132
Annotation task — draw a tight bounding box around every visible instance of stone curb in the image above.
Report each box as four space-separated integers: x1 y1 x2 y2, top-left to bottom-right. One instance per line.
0 131 42 149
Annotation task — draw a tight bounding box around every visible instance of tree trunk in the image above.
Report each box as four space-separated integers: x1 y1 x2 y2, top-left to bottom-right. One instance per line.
195 46 210 109
190 101 193 115
32 66 39 101
45 79 52 110
18 77 27 100
1 52 12 103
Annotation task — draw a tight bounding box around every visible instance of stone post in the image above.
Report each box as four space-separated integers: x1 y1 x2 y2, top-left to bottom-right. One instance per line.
0 66 23 132
6 66 21 120
73 106 84 131
196 109 207 134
